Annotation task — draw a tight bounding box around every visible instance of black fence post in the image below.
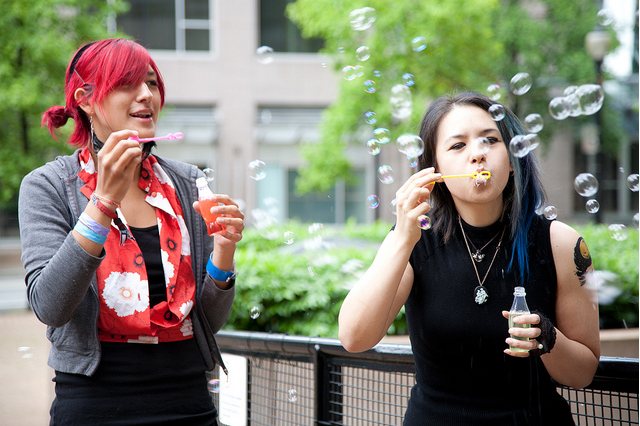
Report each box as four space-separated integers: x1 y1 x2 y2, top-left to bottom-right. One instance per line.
314 343 343 425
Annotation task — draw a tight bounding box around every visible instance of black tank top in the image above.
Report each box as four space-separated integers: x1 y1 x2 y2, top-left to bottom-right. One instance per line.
405 215 575 426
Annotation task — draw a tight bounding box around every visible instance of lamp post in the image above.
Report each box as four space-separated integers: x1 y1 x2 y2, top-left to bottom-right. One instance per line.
584 25 611 223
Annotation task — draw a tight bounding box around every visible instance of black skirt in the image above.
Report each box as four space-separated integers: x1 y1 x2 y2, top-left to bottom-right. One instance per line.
50 338 218 425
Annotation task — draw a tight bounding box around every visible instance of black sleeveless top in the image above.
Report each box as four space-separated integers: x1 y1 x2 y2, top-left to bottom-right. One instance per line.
404 215 575 426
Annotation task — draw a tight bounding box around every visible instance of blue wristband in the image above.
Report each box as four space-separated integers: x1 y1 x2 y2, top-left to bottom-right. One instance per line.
207 256 237 282
74 220 108 245
79 212 110 237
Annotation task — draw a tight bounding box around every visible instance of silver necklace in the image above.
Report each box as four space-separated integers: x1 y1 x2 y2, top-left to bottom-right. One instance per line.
466 229 501 262
459 217 506 305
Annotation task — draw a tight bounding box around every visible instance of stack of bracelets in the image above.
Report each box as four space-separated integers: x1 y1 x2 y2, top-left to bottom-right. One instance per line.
73 193 121 245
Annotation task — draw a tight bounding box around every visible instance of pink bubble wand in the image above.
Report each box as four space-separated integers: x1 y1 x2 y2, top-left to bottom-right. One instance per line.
130 132 184 143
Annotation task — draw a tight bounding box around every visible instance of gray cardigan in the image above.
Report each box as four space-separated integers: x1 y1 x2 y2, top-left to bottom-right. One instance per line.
18 150 234 376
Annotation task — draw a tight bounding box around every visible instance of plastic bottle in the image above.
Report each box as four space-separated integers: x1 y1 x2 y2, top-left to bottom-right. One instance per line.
508 286 531 352
196 177 226 236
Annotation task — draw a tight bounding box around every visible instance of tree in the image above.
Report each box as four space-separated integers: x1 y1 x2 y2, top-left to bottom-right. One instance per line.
287 0 616 194
0 0 128 204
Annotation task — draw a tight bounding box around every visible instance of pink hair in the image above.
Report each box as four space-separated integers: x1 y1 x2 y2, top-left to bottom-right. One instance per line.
42 38 166 147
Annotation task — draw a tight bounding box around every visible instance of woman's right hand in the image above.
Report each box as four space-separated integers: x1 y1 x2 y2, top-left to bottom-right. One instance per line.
93 130 143 204
393 167 442 243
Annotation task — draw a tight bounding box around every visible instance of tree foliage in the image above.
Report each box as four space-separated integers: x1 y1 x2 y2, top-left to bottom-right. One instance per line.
0 0 128 203
287 0 618 193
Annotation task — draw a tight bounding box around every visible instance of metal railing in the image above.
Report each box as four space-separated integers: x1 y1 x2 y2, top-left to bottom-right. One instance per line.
210 330 639 426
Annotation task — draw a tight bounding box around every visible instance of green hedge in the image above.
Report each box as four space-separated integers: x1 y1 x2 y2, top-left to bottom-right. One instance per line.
225 220 638 337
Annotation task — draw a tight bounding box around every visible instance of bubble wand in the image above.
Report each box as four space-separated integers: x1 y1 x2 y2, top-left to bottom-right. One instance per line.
440 171 491 179
130 132 184 143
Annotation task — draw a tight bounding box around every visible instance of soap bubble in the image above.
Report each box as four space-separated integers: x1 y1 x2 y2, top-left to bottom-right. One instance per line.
373 70 382 77
397 133 424 158
307 222 324 238
577 84 604 116
411 36 427 52
390 198 397 215
373 127 391 144
389 84 413 120
488 104 505 121
510 72 532 95
202 168 215 182
367 138 381 155
287 388 298 403
574 173 598 197
367 194 380 209
633 213 639 230
364 79 376 93
417 214 431 230
543 206 557 220
364 111 377 124
566 93 583 117
596 9 613 26
585 199 600 214
402 73 415 86
487 83 502 101
349 7 376 31
353 65 364 78
509 135 529 158
356 45 371 61
283 231 295 245
585 270 622 305
608 224 628 241
377 165 395 184
626 174 639 192
256 46 274 64
408 156 418 168
343 65 357 81
208 379 220 393
564 85 579 96
524 133 540 152
250 306 261 319
549 97 570 120
524 113 544 133
248 159 267 181
472 137 491 156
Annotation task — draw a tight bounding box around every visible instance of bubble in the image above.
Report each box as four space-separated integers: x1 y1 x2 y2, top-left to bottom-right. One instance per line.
471 137 491 156
408 156 418 168
510 72 532 95
574 173 599 197
390 198 397 215
633 213 639 230
208 379 220 393
364 79 376 93
364 111 377 124
566 93 582 117
349 7 376 31
250 306 261 319
396 133 424 158
488 104 505 121
509 135 530 158
202 168 215 182
402 73 415 86
564 85 579 96
596 9 613 26
377 165 395 184
577 84 604 116
373 70 382 78
337 46 346 54
248 159 267 181
586 199 600 214
287 389 298 403
356 45 371 61
373 127 391 144
354 65 364 78
487 83 502 101
366 138 381 155
283 231 295 245
308 222 324 238
367 194 380 209
626 174 639 192
340 258 365 276
411 36 427 52
305 223 325 251
608 224 628 241
548 97 570 120
343 65 357 81
524 133 540 152
389 84 413 120
417 214 431 230
256 45 274 64
543 206 557 220
524 113 544 133
585 270 622 305
307 266 316 277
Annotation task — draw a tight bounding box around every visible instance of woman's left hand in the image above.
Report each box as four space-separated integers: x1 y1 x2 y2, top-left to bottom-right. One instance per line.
193 194 244 248
502 311 543 357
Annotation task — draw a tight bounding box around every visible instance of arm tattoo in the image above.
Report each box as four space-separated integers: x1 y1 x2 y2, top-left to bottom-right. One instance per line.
573 237 592 286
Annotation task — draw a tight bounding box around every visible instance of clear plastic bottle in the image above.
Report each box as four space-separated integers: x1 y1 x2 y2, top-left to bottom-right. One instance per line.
196 177 226 235
508 286 531 352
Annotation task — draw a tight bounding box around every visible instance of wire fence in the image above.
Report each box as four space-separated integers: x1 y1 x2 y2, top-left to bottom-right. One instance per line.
209 331 639 426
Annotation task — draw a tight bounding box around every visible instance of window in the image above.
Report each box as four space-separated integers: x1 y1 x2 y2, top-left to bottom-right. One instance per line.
118 0 210 52
260 0 323 53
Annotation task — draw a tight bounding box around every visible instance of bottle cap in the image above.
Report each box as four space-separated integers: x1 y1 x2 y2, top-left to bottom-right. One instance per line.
513 286 526 296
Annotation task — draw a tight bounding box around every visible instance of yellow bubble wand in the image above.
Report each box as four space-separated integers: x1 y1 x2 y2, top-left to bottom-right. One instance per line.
439 171 491 179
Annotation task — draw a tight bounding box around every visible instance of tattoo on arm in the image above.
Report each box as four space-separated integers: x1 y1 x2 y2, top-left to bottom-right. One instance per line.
574 237 592 286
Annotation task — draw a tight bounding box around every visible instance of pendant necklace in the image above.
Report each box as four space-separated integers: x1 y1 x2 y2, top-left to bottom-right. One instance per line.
459 216 506 305
466 229 502 262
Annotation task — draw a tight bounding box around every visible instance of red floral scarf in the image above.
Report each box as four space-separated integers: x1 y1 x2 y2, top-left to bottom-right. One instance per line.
77 148 196 343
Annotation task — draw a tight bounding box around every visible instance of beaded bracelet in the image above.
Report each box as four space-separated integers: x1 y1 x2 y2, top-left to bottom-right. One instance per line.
78 212 110 237
93 193 121 208
90 193 118 220
74 220 108 245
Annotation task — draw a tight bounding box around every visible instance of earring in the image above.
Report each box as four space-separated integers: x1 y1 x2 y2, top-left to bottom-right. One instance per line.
90 115 94 141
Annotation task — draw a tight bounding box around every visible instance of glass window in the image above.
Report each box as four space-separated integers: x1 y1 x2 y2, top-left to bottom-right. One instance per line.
259 0 323 53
